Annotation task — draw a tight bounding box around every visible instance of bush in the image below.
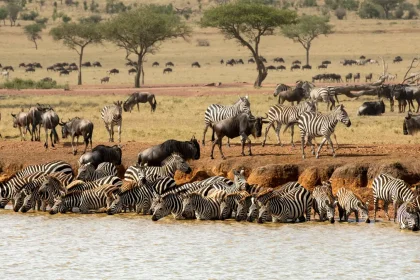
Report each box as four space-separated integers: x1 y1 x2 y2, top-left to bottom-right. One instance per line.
325 0 339 10
335 7 347 19
83 0 87 10
302 0 317 7
196 39 210 46
105 0 130 13
358 1 383 19
321 6 330 15
79 14 102 23
394 6 404 18
35 17 48 25
325 0 359 11
21 11 39 21
62 15 71 23
406 7 418 19
0 78 64 90
90 0 99 12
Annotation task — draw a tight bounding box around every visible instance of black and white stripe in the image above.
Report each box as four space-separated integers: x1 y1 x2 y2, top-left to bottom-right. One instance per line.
312 185 337 223
397 201 420 231
152 193 196 221
336 187 370 223
14 160 73 178
262 101 316 147
182 193 221 220
309 86 339 111
202 96 251 145
107 181 154 215
101 101 123 143
76 162 118 181
372 173 413 222
219 191 250 220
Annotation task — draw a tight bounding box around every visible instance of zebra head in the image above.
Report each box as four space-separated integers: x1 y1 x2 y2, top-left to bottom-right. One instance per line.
257 202 271 224
334 105 351 127
152 195 170 221
181 194 197 218
237 96 251 113
357 201 370 223
106 193 122 215
76 163 95 181
236 195 252 222
12 190 26 212
136 165 147 185
247 197 259 222
300 100 317 113
49 196 66 215
403 202 419 231
113 101 123 116
166 153 192 174
233 169 249 191
21 189 36 213
325 199 338 224
219 201 232 221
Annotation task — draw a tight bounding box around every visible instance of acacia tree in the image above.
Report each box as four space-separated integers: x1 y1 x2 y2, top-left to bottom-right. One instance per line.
201 2 296 87
0 7 8 26
7 1 21 26
50 23 102 85
282 15 333 66
24 23 44 49
371 0 405 19
103 5 191 88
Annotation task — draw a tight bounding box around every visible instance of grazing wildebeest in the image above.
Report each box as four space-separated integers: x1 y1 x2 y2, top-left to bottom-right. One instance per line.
220 59 224 64
403 112 420 135
128 68 137 75
19 63 26 68
226 59 235 66
166 62 174 67
3 66 14 71
317 64 327 69
267 65 276 71
365 73 373 82
360 55 366 59
78 144 122 168
273 81 311 105
27 104 49 141
59 117 94 155
393 56 403 63
322 60 331 65
33 63 41 68
11 111 28 141
291 65 301 71
353 73 360 82
126 61 137 67
191 62 201 68
101 77 110 84
137 137 200 166
41 108 60 149
47 66 54 71
292 60 301 65
59 70 70 76
277 65 286 71
82 62 92 67
345 73 352 82
377 84 395 112
152 62 159 67
92 61 102 67
163 68 172 74
108 69 119 75
248 58 255 64
25 67 35 73
41 77 53 82
123 92 157 113
274 57 285 63
211 113 267 159
260 56 267 63
236 59 244 64
357 100 385 116
302 65 312 70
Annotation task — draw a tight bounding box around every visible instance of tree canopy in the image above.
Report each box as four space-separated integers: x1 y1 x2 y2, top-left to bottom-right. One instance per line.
371 0 405 19
50 23 103 85
24 23 45 50
0 7 8 26
201 1 297 87
102 4 191 88
282 15 333 65
7 1 21 26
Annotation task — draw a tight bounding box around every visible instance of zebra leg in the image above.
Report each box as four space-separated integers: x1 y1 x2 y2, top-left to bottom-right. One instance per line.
316 137 329 159
393 201 398 222
373 198 378 222
333 133 339 150
326 136 336 157
262 121 274 147
301 135 306 159
290 124 294 147
110 124 114 142
105 123 112 142
383 202 390 221
355 210 359 222
275 122 283 146
118 124 121 143
338 205 344 221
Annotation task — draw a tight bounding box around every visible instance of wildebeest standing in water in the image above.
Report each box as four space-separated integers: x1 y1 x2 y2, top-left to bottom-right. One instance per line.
403 112 420 135
78 144 122 168
59 117 94 155
137 137 200 166
123 92 157 113
357 100 385 116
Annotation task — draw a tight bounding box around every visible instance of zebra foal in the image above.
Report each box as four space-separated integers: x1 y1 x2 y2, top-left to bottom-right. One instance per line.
101 101 122 143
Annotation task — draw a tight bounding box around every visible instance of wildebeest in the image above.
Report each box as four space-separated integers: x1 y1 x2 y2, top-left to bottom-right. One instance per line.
220 59 224 64
108 69 119 75
236 59 244 64
41 108 60 149
322 60 331 65
365 73 373 82
403 111 420 135
273 81 311 105
11 111 28 141
353 73 360 82
317 64 327 69
163 68 172 74
126 61 138 67
59 117 94 155
82 62 92 67
267 65 276 71
393 56 403 63
292 60 301 65
377 84 395 112
26 67 35 73
302 65 312 70
59 70 70 76
3 66 14 71
27 104 50 141
291 65 300 71
274 57 285 63
210 113 267 159
101 77 110 84
152 62 159 67
92 61 102 67
78 144 122 167
357 100 385 116
123 92 157 113
137 137 200 166
226 59 235 66
47 66 54 71
393 84 415 113
166 62 174 67
345 73 352 82
19 63 26 68
41 77 53 82
128 68 137 75
248 58 255 64
276 65 285 71
191 62 201 68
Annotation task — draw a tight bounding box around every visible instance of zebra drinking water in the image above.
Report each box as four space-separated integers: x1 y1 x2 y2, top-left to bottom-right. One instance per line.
312 183 337 223
76 162 118 181
202 96 251 146
336 187 370 223
397 201 420 231
182 193 221 220
101 101 123 143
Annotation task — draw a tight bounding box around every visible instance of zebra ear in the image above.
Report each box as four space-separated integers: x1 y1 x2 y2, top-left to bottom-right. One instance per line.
59 191 66 198
240 169 245 176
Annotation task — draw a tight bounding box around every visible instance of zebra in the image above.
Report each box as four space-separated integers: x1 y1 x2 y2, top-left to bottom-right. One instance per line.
124 153 192 181
14 160 73 178
107 183 154 215
202 96 251 146
76 162 118 181
372 173 414 222
232 169 265 194
397 201 420 231
257 187 313 223
236 194 253 221
66 176 123 192
219 191 250 220
261 101 316 147
49 191 82 214
151 193 196 221
312 184 337 223
101 101 123 143
182 193 221 220
336 187 370 223
309 86 340 111
286 104 351 159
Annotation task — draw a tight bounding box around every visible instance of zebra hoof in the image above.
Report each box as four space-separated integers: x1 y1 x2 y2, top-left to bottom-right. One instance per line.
333 154 336 158
316 154 320 159
261 142 265 147
302 155 306 159
73 150 77 155
210 156 214 160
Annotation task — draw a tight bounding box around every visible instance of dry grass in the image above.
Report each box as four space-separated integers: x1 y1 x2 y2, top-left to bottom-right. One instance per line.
0 92 418 146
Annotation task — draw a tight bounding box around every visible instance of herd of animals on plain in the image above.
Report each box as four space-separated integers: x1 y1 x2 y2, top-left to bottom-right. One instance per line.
1 56 420 232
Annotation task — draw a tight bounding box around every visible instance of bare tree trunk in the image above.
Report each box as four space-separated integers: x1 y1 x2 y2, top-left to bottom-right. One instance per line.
78 46 84 85
34 39 38 50
134 55 142 88
306 47 310 65
254 59 267 87
141 64 145 85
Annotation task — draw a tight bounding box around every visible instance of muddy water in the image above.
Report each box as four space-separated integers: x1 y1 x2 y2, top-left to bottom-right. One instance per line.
0 210 419 280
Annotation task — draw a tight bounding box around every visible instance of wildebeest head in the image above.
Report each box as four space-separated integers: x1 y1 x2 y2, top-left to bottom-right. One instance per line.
123 95 135 112
334 105 351 127
190 136 200 160
59 118 75 139
402 111 420 135
112 145 123 165
251 114 269 138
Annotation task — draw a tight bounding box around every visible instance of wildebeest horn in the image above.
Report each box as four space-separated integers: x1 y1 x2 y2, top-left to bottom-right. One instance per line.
58 121 65 126
11 113 16 117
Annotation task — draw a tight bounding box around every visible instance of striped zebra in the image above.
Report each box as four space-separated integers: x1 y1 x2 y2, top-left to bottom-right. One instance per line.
202 96 251 146
232 169 266 194
372 173 414 222
151 193 196 221
219 191 250 220
107 181 154 215
397 202 420 231
76 162 118 181
309 86 340 111
14 160 73 178
312 184 337 223
101 101 123 143
124 153 191 181
257 187 313 223
236 194 253 221
336 188 370 223
182 193 221 220
262 101 316 147
287 104 351 159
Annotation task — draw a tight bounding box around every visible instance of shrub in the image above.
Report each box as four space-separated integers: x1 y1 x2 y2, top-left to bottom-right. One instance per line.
358 1 383 19
406 7 418 19
105 0 130 13
21 11 39 20
83 0 88 10
335 7 347 19
394 6 404 18
35 17 48 25
0 78 64 89
90 0 99 12
79 14 102 23
196 39 210 46
325 0 359 11
302 0 317 7
62 15 71 23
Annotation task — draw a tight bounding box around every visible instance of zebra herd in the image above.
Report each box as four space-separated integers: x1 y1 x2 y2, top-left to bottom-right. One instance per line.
1 158 419 231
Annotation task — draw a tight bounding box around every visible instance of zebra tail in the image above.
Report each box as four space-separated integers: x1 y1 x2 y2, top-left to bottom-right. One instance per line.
283 121 299 134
